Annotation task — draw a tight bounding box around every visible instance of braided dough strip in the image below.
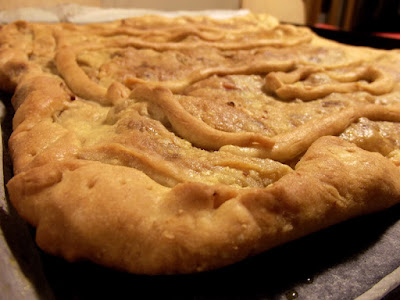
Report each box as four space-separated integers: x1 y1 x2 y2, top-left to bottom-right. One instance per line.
106 24 312 51
126 60 295 94
97 25 226 41
265 65 394 101
55 47 109 104
220 104 400 161
129 83 275 149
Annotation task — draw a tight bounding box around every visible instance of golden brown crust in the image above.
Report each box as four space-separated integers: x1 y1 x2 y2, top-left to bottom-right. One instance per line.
7 137 400 274
2 13 400 274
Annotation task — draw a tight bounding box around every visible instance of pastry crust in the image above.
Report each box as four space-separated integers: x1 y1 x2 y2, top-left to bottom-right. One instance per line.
1 14 400 274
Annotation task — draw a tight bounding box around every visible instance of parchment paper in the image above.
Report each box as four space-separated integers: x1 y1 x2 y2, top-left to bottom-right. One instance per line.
0 6 399 299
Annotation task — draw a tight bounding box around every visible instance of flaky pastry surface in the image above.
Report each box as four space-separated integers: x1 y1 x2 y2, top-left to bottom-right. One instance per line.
1 14 400 274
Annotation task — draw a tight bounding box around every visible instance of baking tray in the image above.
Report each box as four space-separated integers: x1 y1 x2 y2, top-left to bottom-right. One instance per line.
0 6 400 299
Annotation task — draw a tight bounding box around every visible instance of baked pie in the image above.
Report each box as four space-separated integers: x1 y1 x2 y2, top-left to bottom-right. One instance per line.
1 13 400 274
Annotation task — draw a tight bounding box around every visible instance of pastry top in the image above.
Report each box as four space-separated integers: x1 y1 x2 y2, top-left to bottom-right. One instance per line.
2 13 400 274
